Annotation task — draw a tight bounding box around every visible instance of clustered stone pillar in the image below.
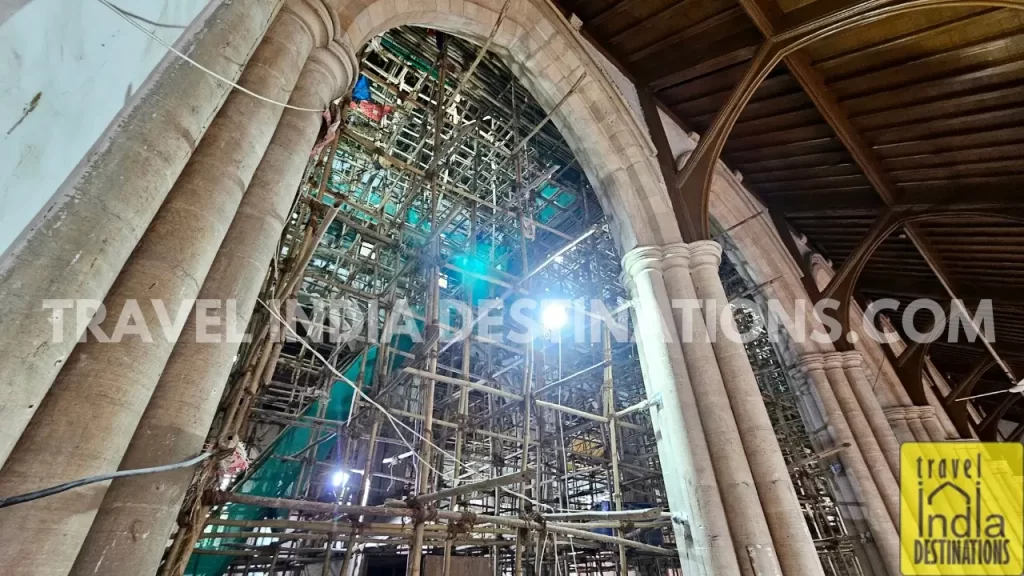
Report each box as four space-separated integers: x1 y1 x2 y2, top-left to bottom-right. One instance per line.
676 241 822 576
0 0 283 468
624 243 826 576
904 407 932 442
622 247 741 576
798 354 901 576
660 244 783 576
841 351 900 477
822 353 900 525
69 43 355 576
0 4 350 575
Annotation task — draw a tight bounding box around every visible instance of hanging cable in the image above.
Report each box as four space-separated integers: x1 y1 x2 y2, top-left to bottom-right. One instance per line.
96 0 325 113
0 452 212 509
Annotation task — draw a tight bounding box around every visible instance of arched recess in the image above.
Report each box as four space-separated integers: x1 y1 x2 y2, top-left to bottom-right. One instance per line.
325 0 683 256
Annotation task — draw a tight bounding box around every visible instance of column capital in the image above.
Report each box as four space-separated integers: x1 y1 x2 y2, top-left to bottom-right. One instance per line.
823 352 846 371
688 240 723 273
621 246 664 279
841 350 864 369
284 0 334 48
619 270 636 299
313 40 359 93
883 406 910 421
797 353 825 372
915 405 937 419
661 242 690 273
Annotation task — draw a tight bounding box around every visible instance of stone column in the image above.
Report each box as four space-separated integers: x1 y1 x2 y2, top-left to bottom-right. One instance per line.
680 241 820 576
822 353 900 525
904 408 932 442
918 406 947 441
0 0 283 468
798 354 901 576
793 375 886 576
884 407 916 443
69 43 354 576
842 351 900 477
622 246 740 576
0 6 332 575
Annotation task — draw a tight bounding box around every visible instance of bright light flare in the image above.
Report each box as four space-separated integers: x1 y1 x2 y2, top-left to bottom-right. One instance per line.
541 303 568 331
331 470 350 488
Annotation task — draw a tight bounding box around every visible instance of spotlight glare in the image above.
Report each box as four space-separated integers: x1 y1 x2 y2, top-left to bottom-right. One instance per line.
541 303 568 331
331 470 350 488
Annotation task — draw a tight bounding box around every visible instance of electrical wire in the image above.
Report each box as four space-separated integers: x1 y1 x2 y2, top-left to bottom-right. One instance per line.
96 0 324 113
103 2 187 28
0 452 212 509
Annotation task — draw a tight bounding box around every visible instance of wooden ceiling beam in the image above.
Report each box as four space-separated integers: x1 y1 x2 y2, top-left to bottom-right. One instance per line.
762 188 1024 215
643 29 762 90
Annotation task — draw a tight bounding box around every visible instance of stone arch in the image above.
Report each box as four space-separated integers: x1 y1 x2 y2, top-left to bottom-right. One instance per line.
323 0 682 255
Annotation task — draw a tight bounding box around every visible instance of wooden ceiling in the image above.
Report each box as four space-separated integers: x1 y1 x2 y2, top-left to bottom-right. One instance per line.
554 0 1024 431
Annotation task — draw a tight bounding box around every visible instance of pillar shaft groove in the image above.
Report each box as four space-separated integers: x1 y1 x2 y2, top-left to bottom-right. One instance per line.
622 246 739 576
0 0 284 468
841 351 900 478
69 42 354 576
0 7 323 574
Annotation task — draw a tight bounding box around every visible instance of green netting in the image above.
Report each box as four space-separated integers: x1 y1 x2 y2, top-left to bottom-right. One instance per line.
185 349 372 576
186 265 486 574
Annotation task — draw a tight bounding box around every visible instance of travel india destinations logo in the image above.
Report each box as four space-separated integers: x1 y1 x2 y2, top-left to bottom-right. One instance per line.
900 442 1023 575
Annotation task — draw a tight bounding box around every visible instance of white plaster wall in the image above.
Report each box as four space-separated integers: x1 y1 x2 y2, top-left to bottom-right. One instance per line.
0 0 210 255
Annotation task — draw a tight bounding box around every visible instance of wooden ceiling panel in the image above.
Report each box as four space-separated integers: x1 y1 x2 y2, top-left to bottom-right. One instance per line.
725 137 847 164
851 84 1024 132
889 159 1024 184
583 0 681 38
807 7 1001 72
736 150 852 174
865 108 1024 146
607 0 740 58
882 142 1024 172
742 162 863 184
639 25 761 89
556 0 620 21
828 33 1024 100
872 126 1023 159
841 59 1024 116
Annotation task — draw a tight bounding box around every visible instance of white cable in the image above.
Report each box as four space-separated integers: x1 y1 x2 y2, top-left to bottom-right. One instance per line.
97 0 324 113
258 298 453 480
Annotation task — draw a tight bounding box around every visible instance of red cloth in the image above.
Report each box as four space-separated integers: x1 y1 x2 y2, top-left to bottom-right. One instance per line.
350 99 394 122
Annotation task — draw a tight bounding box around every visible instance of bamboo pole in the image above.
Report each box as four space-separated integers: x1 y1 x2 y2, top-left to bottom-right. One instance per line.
212 492 676 556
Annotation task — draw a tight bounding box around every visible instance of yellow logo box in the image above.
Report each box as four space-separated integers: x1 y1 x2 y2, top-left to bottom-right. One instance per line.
900 442 1023 575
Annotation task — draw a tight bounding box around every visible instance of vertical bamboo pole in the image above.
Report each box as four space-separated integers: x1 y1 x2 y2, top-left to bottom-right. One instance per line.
407 34 448 576
602 324 627 576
